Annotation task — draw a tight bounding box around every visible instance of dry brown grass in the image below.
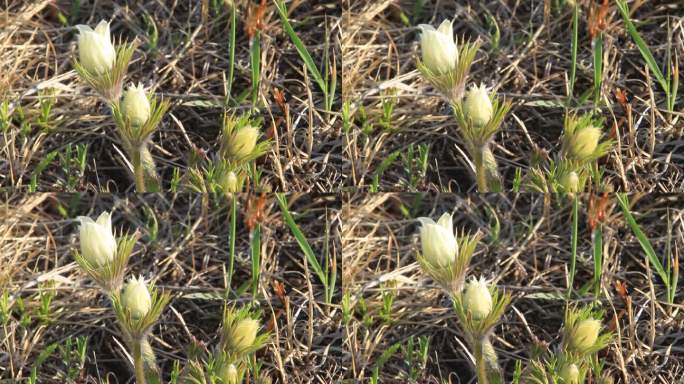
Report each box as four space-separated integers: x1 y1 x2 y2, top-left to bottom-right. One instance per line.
0 192 342 383
341 193 683 383
2 1 684 383
342 0 683 191
0 0 343 192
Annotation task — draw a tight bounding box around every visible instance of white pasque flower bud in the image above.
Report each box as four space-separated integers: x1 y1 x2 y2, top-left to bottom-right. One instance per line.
78 211 117 267
559 363 580 384
121 83 150 127
568 126 601 160
419 20 457 74
463 277 493 320
561 171 580 193
464 84 493 127
221 171 240 193
569 318 601 352
122 276 152 320
76 20 116 75
227 127 259 160
219 363 239 384
418 213 457 267
227 318 259 352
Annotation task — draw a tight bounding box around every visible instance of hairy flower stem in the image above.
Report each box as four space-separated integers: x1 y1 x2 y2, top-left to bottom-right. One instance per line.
140 145 161 192
133 337 147 384
473 338 489 384
469 333 503 384
473 145 489 192
128 143 160 192
131 146 146 192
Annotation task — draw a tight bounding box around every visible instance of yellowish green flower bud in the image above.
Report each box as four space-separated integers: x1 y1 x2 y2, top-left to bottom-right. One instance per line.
227 127 259 160
560 363 580 384
227 318 259 352
418 20 457 74
568 127 601 160
221 171 240 193
219 363 239 384
78 211 117 267
463 277 493 320
464 84 493 127
561 171 580 193
76 20 116 75
122 276 152 320
569 318 601 352
418 213 457 267
121 83 150 127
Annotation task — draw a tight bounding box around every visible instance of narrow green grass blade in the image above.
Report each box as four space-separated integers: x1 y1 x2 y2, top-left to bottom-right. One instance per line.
567 196 578 297
665 210 679 304
251 223 261 299
250 31 261 107
593 226 603 296
593 34 603 105
324 211 335 304
617 194 670 288
226 196 237 297
276 194 327 288
569 4 579 100
274 0 327 97
616 0 669 96
226 3 236 104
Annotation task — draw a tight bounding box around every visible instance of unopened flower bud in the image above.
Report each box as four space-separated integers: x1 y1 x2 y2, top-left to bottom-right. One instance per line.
560 363 580 384
227 318 259 352
221 171 240 193
219 363 239 384
76 20 116 75
418 213 457 267
463 277 493 320
227 127 259 160
78 211 117 267
561 171 580 193
569 318 601 352
464 84 493 127
568 127 601 160
418 20 457 74
122 276 152 320
121 83 150 127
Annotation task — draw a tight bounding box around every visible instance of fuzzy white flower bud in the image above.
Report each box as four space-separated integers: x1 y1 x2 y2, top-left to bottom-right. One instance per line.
227 127 259 160
568 127 601 160
221 171 240 193
121 83 150 127
227 318 259 352
560 363 580 384
219 363 239 384
122 276 152 320
464 84 493 127
561 171 580 193
569 318 601 352
78 211 117 267
419 20 457 74
463 277 493 320
76 20 116 75
418 213 457 267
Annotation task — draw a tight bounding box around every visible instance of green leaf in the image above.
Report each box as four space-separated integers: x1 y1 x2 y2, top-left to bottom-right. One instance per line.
616 194 670 288
275 194 326 288
274 0 327 96
616 0 669 96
